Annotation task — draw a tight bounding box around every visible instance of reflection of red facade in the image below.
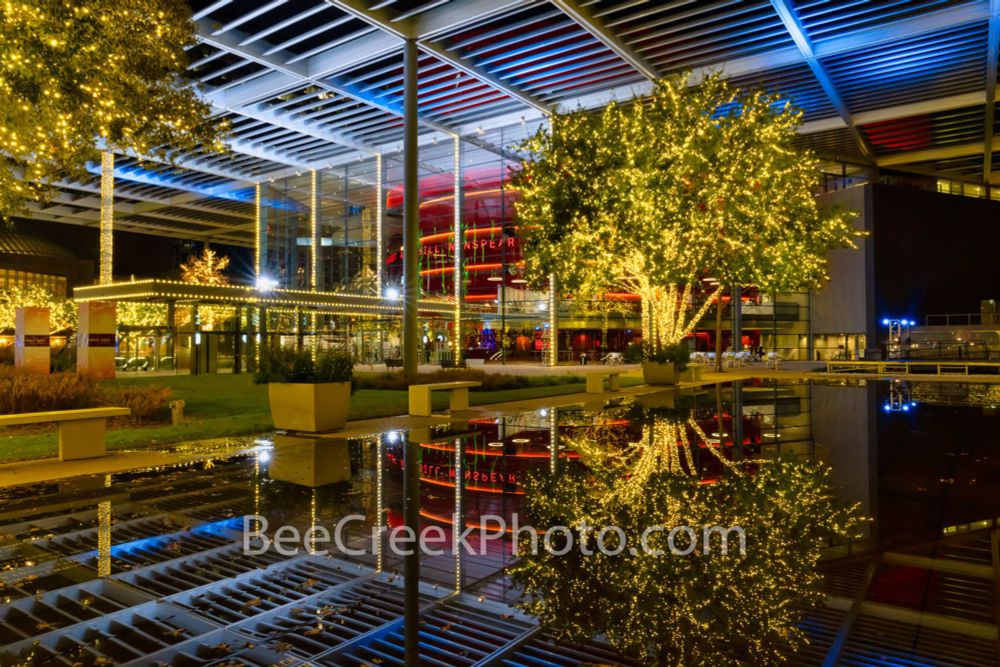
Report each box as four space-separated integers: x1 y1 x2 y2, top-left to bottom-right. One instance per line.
385 167 522 298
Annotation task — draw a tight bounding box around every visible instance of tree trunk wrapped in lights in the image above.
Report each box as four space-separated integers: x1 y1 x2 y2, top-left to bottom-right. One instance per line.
513 75 861 366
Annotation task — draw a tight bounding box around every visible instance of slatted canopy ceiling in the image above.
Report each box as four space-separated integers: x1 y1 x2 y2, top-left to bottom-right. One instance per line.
31 0 1000 245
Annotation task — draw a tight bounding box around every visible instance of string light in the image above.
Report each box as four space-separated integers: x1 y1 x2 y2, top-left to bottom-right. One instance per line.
99 152 114 285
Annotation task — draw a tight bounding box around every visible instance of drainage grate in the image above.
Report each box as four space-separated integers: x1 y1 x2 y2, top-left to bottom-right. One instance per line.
169 556 356 626
500 633 645 667
114 544 290 598
34 516 189 559
0 579 153 645
120 628 304 667
1 599 219 666
239 576 436 660
318 594 536 667
73 519 242 575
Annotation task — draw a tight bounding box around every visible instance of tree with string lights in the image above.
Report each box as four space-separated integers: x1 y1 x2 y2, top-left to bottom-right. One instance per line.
513 75 859 365
512 401 864 666
0 0 227 222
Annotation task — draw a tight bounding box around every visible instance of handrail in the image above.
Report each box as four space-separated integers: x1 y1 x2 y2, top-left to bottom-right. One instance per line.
826 360 1000 376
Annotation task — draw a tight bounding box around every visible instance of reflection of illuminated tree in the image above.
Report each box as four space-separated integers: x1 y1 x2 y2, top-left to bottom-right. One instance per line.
513 403 863 666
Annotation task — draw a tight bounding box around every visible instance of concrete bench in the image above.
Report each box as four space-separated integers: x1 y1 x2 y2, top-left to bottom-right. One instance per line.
408 381 481 417
585 370 622 394
0 407 130 460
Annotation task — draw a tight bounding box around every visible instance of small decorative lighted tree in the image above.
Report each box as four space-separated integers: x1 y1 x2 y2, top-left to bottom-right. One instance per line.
0 0 228 222
0 284 76 331
513 400 864 666
180 247 231 285
180 247 233 330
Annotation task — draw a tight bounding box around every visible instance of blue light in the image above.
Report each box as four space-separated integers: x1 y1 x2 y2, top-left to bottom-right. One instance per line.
902 405 909 412
910 402 917 408
883 403 891 412
882 318 890 326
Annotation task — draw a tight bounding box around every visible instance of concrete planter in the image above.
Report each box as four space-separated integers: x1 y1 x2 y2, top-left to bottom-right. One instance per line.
267 382 351 432
466 358 485 368
641 361 677 385
679 364 704 383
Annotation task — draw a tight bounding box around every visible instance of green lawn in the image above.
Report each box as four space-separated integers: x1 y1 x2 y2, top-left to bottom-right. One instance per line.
0 372 641 463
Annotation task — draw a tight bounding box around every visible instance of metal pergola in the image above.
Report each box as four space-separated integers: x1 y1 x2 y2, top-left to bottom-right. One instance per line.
29 0 1000 245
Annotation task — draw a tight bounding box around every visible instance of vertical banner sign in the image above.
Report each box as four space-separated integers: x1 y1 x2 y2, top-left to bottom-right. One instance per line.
77 301 117 378
15 307 50 374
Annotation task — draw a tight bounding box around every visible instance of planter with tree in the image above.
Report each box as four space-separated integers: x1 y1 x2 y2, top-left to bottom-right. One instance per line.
640 342 690 385
255 347 354 433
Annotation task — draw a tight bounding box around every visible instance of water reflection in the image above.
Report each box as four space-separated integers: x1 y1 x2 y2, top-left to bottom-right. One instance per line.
511 387 864 665
1 380 998 666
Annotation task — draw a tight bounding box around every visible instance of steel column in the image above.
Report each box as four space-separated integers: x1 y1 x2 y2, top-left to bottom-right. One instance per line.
403 38 420 376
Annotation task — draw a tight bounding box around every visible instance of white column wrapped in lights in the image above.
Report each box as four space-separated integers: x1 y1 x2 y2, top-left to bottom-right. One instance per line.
376 153 384 296
99 151 114 284
310 170 320 290
310 170 320 356
453 135 463 365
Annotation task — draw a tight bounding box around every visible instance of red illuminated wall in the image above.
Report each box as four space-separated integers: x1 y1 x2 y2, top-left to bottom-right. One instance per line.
385 167 522 299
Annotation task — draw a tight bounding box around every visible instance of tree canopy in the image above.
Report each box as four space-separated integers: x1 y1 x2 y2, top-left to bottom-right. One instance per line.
0 0 227 222
513 75 861 350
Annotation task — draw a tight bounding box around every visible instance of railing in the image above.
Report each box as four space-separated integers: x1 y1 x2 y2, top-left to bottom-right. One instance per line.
923 313 985 326
892 341 1000 360
826 360 1000 376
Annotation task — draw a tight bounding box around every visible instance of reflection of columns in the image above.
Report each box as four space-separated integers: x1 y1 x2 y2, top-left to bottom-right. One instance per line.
376 154 385 295
453 136 464 365
376 436 384 571
402 38 420 376
97 499 111 577
548 274 558 366
404 426 422 666
310 489 318 554
310 170 320 290
549 408 558 474
453 436 463 592
99 152 114 284
732 381 744 461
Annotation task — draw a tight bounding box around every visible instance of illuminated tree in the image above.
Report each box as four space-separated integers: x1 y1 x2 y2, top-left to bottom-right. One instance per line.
0 0 227 222
514 76 859 362
180 247 231 285
686 89 861 369
512 401 864 666
0 285 76 331
118 301 168 328
179 247 234 330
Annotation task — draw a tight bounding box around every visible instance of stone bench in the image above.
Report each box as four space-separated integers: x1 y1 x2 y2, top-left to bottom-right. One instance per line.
585 370 622 394
0 407 131 460
408 381 481 417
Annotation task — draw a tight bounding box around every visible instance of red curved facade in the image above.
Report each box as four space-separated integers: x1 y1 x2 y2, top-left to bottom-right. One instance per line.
385 166 523 299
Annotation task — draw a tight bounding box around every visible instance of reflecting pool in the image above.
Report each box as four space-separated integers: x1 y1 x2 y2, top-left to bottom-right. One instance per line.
0 379 998 665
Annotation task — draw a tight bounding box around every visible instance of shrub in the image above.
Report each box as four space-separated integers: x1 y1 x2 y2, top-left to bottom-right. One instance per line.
353 369 583 392
646 343 690 371
0 366 171 424
623 342 644 364
254 346 354 386
99 384 172 424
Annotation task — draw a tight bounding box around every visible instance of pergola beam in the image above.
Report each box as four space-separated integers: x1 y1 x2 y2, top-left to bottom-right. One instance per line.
547 0 659 81
324 0 552 114
983 1 1000 183
770 0 876 163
